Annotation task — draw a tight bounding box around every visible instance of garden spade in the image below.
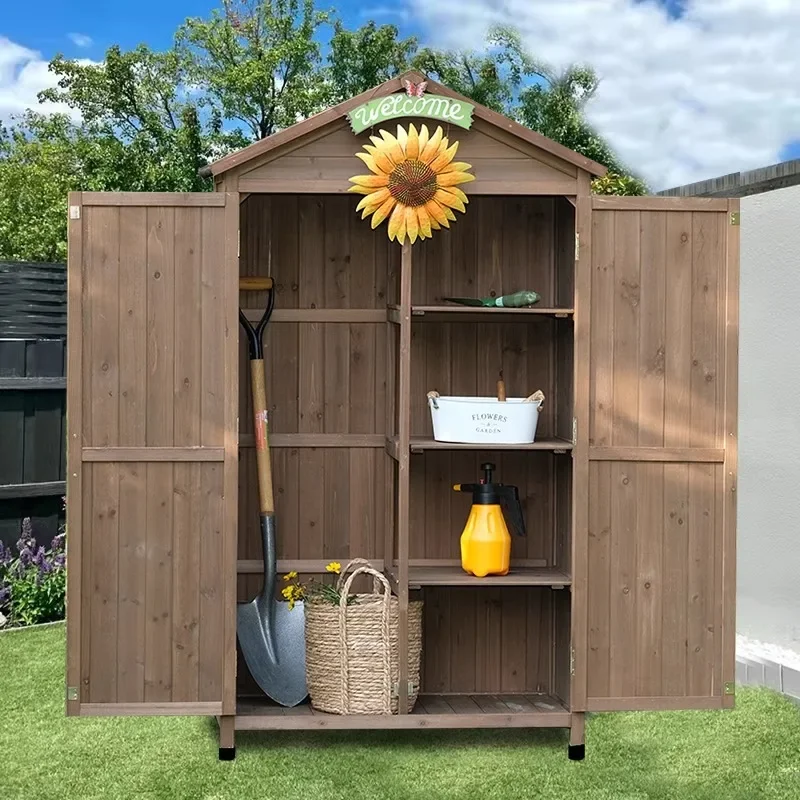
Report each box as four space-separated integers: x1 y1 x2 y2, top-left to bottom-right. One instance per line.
237 276 307 707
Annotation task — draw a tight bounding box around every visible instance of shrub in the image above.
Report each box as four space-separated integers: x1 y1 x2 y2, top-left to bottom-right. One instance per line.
0 518 66 628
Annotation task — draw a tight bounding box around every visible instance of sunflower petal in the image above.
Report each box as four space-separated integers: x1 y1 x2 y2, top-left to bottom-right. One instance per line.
425 200 450 229
406 123 420 160
356 186 391 213
437 170 476 187
416 204 433 239
379 129 405 164
347 185 373 195
388 202 405 242
444 206 457 221
350 174 389 188
396 124 408 153
371 196 397 229
396 207 407 245
405 205 420 244
428 140 459 174
441 161 472 174
420 126 444 164
355 152 385 175
435 189 466 213
417 124 430 156
441 186 469 204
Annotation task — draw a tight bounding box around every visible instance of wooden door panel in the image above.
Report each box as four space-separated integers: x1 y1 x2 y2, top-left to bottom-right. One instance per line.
66 192 237 716
582 197 738 712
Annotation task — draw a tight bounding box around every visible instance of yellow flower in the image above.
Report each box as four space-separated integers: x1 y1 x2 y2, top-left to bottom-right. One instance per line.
281 586 293 599
326 562 342 574
348 123 475 244
283 570 298 582
288 598 295 611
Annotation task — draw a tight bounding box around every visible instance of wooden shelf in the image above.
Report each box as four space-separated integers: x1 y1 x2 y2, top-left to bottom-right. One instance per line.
387 304 573 324
395 565 571 588
386 436 573 459
236 693 570 730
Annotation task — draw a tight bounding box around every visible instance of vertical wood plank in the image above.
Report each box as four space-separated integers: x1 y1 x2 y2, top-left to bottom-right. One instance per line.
661 463 688 696
450 589 477 693
66 191 84 715
145 462 173 701
145 206 175 447
609 462 637 696
587 462 611 698
422 588 450 693
89 462 119 702
199 463 224 701
500 587 528 693
664 212 693 448
172 462 201 702
117 462 147 702
612 210 640 446
201 205 225 447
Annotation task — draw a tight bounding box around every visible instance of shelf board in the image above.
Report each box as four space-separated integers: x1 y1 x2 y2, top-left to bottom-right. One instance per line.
386 436 573 459
235 693 570 730
397 565 571 588
387 304 573 324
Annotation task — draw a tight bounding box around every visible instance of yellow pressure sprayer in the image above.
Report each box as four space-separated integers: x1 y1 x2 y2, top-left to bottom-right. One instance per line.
453 463 526 577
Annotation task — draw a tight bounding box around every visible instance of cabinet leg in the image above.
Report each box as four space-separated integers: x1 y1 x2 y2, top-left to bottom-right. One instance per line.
568 712 585 761
218 715 235 761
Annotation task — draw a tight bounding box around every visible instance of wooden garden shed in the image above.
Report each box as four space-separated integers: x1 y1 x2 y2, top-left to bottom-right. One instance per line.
65 71 739 760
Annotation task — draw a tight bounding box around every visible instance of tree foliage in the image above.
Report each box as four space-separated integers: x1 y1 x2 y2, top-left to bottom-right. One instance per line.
0 4 645 261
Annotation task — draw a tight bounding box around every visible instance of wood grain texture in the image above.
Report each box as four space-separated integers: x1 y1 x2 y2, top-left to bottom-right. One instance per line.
586 202 735 708
69 195 233 714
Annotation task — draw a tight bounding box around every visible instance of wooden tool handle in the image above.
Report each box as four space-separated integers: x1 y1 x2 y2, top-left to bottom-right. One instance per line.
239 276 274 292
497 375 507 402
250 359 275 514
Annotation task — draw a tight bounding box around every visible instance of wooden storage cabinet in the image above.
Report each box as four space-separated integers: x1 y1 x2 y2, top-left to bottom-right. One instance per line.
65 71 738 761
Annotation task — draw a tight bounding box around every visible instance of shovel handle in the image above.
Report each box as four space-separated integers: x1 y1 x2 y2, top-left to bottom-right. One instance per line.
250 359 274 514
239 276 274 291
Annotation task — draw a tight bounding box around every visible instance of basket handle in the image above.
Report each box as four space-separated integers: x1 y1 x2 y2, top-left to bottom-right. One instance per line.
523 390 545 406
337 565 394 715
336 558 381 593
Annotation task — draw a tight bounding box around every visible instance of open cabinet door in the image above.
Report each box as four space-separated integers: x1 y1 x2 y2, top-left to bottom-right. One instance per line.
65 192 238 716
581 196 738 712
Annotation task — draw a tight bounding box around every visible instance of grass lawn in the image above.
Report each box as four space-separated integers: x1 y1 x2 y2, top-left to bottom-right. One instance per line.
2 624 800 800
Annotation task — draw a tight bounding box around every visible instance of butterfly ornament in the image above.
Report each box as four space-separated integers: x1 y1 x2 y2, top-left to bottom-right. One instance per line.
404 79 428 98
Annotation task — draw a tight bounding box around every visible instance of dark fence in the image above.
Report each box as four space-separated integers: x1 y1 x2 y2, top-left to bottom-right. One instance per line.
0 262 67 545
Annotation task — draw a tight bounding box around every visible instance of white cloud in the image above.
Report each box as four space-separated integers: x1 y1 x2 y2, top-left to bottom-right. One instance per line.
405 0 800 189
0 37 90 122
68 33 93 48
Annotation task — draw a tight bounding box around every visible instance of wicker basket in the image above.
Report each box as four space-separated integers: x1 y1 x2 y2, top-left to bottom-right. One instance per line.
304 558 423 715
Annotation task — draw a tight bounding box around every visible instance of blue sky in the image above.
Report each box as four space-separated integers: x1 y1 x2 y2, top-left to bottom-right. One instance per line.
3 0 800 188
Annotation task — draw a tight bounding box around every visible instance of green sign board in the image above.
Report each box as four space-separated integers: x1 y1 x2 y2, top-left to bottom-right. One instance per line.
348 93 475 134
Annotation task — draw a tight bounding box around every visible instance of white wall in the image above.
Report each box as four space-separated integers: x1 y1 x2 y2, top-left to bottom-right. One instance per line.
738 184 800 664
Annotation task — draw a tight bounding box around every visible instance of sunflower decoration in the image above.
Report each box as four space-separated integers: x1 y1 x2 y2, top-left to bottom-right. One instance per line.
348 123 475 244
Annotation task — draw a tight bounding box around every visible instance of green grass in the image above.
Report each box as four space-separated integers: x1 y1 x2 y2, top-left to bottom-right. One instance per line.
2 624 800 800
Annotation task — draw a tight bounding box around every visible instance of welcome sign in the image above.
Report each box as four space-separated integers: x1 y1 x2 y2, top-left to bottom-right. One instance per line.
348 93 475 134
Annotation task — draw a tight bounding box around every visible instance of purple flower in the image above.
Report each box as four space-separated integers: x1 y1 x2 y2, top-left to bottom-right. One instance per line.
53 553 66 569
0 541 9 566
51 533 66 552
0 585 9 607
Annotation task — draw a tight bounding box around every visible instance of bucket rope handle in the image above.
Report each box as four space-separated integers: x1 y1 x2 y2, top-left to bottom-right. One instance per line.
427 391 440 410
337 565 393 715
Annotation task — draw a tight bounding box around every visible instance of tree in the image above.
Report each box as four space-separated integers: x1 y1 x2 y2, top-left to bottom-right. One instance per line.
327 21 416 104
176 0 330 140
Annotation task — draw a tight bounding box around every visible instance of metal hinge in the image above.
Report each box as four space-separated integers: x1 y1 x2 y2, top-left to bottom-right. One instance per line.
67 686 78 702
575 233 580 261
730 211 740 226
392 681 417 696
724 681 735 696
572 417 578 446
69 206 80 220
570 648 575 676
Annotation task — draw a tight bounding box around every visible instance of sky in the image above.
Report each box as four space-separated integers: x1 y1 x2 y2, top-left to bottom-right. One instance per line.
2 0 800 190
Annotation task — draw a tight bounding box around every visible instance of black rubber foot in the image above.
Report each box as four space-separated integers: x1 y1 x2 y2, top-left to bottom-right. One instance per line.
219 747 236 761
568 744 585 761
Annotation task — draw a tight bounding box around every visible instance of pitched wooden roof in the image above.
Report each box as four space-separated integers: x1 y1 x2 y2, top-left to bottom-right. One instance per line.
206 70 608 178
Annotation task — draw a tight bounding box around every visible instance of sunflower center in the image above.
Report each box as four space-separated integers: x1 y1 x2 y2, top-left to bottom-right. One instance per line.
388 159 437 207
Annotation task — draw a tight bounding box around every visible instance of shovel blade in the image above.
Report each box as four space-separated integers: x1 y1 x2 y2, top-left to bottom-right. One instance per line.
237 599 308 708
